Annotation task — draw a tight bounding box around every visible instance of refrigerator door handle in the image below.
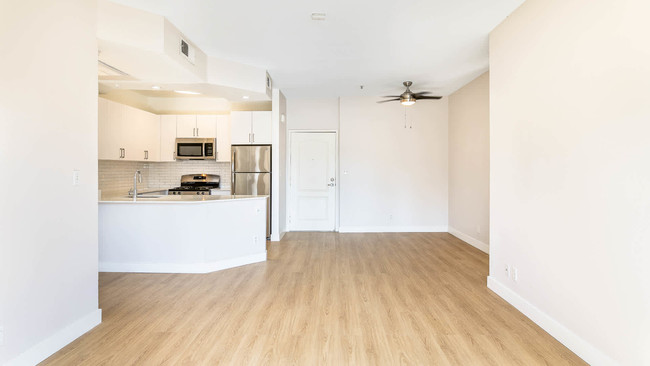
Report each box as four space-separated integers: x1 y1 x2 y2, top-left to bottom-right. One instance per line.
231 173 235 194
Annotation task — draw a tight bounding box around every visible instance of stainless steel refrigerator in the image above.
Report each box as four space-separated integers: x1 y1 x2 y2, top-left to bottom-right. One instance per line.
231 145 271 238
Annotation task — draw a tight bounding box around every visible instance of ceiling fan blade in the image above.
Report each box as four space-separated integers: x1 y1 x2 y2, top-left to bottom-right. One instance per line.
382 95 402 98
377 98 401 103
415 96 443 100
413 91 432 97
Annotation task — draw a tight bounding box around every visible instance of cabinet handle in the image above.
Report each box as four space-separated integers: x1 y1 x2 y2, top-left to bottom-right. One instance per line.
248 133 251 143
197 128 199 136
252 133 255 143
144 150 148 160
193 127 196 136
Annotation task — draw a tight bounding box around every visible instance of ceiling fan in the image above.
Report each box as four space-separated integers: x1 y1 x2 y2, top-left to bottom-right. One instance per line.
378 81 442 106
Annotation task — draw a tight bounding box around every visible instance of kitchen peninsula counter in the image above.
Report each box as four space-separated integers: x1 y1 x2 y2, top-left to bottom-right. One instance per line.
100 194 264 204
99 195 268 274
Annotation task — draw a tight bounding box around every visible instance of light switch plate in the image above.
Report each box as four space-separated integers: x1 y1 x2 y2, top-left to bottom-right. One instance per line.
72 170 80 186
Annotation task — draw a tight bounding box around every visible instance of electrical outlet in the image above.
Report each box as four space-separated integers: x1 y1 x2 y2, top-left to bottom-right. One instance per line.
505 265 511 279
513 267 519 282
253 236 258 243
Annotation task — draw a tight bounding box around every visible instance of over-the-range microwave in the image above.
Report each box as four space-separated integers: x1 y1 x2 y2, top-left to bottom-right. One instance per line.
175 138 216 160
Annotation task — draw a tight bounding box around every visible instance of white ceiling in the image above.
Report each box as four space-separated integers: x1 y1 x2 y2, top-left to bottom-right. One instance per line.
110 0 524 98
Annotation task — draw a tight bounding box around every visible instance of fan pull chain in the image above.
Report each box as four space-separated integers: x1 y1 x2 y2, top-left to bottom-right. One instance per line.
403 107 413 129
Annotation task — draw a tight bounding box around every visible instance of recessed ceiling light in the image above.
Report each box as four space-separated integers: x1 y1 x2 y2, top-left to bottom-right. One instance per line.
114 84 119 88
174 90 201 95
151 85 161 90
242 95 250 99
311 12 326 21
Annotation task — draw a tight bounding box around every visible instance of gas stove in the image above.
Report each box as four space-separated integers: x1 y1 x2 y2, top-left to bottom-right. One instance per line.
168 174 220 195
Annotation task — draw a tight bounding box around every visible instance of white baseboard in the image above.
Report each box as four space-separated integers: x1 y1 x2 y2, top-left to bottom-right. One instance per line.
99 252 267 274
338 226 448 233
448 227 489 253
7 309 102 366
278 231 286 241
487 276 616 366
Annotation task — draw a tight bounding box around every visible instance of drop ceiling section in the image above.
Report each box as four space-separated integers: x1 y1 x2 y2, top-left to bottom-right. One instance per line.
97 0 270 105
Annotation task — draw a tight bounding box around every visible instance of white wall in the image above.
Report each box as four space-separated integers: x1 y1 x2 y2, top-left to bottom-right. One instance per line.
278 93 288 237
271 89 287 240
339 97 448 232
448 72 490 252
489 0 650 364
0 0 101 364
286 98 340 131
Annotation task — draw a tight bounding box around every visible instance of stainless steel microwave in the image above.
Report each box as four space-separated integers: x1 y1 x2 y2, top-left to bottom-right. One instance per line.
175 138 216 160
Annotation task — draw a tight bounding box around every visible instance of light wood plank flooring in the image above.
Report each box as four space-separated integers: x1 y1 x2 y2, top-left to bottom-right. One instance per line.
43 232 585 365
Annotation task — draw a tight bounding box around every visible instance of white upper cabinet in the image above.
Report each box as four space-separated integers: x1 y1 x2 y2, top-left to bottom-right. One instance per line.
98 98 123 160
230 111 272 145
176 115 197 138
196 115 218 138
98 98 159 161
159 115 177 162
216 115 231 162
251 111 272 144
230 111 253 144
99 99 233 162
176 115 218 138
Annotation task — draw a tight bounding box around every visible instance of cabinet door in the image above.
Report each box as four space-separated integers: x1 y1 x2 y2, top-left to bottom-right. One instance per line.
216 115 231 162
196 115 218 138
98 98 123 160
122 105 146 161
230 111 252 144
251 111 272 144
144 113 160 161
159 115 177 162
176 115 197 138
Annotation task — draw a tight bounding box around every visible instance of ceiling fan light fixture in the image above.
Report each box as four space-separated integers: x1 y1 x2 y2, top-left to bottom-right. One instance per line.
400 95 416 106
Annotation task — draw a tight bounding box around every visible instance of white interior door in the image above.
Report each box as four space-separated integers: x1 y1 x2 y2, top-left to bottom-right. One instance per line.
289 132 336 231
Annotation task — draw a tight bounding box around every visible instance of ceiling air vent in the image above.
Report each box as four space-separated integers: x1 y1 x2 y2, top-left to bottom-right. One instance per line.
179 38 195 65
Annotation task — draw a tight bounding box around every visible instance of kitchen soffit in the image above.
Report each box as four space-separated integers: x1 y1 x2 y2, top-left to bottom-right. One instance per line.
109 0 525 97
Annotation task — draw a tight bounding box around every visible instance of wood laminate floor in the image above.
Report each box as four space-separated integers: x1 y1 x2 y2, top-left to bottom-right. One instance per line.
43 232 585 365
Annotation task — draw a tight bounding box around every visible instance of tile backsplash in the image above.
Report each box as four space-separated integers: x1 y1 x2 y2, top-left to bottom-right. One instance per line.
99 160 231 195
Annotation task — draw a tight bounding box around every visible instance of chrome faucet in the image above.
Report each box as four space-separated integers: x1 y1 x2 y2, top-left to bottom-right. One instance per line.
132 170 142 201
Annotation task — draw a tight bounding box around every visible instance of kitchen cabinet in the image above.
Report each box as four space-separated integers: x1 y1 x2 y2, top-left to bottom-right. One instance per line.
230 111 272 144
99 99 233 162
98 98 159 161
98 98 123 160
159 115 177 161
176 115 217 138
216 115 231 162
197 115 218 138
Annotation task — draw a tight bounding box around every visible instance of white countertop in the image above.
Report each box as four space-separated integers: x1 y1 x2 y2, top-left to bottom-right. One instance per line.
100 194 267 204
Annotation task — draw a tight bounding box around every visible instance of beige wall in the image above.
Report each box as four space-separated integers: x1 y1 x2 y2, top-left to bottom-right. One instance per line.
489 0 650 364
339 97 448 231
448 72 490 251
0 0 100 363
